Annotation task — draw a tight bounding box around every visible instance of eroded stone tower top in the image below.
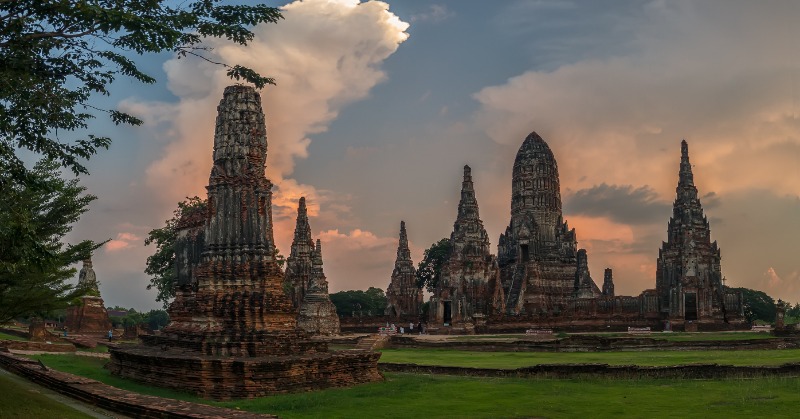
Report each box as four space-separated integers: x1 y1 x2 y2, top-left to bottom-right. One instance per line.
511 131 563 242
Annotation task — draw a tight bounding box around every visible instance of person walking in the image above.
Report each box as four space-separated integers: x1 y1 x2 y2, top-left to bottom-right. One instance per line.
107 329 113 342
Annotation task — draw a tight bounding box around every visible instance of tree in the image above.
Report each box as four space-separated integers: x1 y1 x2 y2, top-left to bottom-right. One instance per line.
729 287 776 324
330 288 388 318
144 196 206 309
144 309 169 330
0 1 282 183
415 238 452 293
0 159 103 324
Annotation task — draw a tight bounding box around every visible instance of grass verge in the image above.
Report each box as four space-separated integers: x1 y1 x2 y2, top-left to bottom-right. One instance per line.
25 353 800 418
0 331 28 341
0 369 92 418
378 347 800 368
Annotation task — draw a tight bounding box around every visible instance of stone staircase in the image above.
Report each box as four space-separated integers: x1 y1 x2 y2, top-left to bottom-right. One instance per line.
355 334 390 351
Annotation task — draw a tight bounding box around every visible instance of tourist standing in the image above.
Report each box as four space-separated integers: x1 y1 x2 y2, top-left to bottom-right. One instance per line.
107 329 113 342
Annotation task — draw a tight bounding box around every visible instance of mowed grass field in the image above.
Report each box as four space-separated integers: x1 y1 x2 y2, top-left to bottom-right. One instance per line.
378 347 800 368
0 370 91 418
23 352 800 418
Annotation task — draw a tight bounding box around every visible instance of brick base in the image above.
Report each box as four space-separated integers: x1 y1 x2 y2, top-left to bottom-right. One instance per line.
109 346 382 400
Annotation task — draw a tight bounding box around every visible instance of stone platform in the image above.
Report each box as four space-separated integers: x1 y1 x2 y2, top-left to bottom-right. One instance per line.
108 346 381 400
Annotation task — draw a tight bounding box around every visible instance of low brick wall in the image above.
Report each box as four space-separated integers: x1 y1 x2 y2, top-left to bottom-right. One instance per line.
0 352 276 418
379 362 800 379
388 334 799 352
0 340 75 352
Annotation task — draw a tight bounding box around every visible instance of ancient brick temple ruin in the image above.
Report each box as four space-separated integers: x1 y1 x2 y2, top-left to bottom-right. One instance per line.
65 258 112 335
496 132 602 316
429 165 501 332
108 86 380 399
656 140 743 329
422 132 743 332
285 198 340 335
384 221 423 318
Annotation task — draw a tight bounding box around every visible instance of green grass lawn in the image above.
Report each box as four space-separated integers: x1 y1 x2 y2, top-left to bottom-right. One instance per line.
0 370 92 418
0 331 28 341
21 354 800 418
378 347 800 368
77 344 109 353
451 332 774 342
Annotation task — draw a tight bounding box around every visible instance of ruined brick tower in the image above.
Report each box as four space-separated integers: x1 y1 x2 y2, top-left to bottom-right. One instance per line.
65 258 111 335
429 165 500 331
496 132 600 315
285 197 316 310
109 86 380 399
384 221 422 318
656 140 743 327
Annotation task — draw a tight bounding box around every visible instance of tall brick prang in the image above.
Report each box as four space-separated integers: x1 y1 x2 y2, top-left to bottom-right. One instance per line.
108 86 380 400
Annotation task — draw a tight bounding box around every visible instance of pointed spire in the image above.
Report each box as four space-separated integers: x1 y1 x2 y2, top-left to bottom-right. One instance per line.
397 221 411 262
291 197 314 256
679 139 694 188
457 164 480 222
314 239 323 265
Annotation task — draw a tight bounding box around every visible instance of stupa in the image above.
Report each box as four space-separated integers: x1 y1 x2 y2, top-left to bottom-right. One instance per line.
108 85 381 399
65 258 112 335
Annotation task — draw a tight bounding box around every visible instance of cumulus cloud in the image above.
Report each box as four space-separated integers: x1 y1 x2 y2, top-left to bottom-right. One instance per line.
138 0 409 205
118 0 409 286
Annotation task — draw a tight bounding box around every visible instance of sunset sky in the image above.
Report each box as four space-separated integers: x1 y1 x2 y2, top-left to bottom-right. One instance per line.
67 0 800 311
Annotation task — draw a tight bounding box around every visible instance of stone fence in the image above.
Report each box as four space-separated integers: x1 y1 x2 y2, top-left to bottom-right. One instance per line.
388 334 799 352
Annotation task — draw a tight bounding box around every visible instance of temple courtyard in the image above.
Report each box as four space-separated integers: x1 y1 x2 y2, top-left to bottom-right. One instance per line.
3 329 800 418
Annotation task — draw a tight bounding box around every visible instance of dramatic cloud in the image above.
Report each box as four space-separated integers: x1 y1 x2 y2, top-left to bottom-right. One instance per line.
89 0 409 308
318 229 405 292
473 1 800 300
564 183 671 225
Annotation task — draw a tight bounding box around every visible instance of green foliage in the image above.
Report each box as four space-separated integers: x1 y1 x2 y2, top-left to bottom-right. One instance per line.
0 1 282 182
0 159 103 324
144 196 206 308
729 287 776 323
108 306 169 329
144 309 170 330
330 287 387 317
415 238 452 293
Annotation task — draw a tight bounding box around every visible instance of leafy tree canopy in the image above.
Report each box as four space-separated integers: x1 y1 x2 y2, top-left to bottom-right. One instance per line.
330 287 387 317
729 287 777 324
0 159 103 324
144 196 206 308
0 0 282 182
415 238 451 293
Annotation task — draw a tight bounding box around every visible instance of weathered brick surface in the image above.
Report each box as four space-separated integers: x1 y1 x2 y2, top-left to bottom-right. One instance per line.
0 340 75 352
286 198 340 335
109 85 380 400
384 221 423 318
